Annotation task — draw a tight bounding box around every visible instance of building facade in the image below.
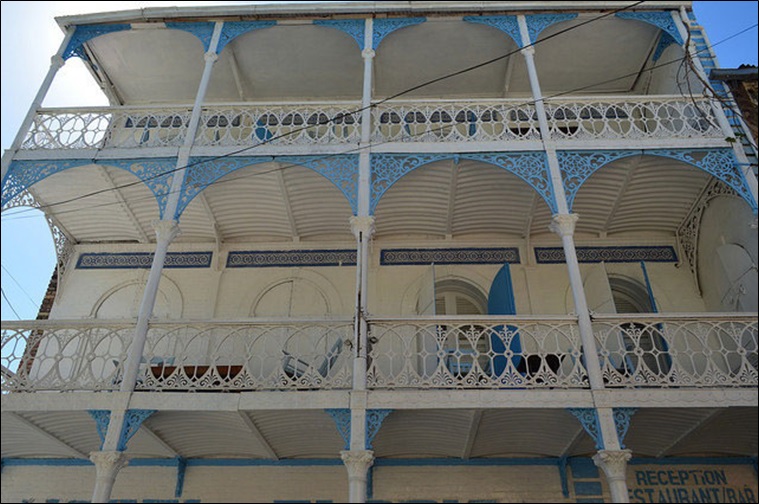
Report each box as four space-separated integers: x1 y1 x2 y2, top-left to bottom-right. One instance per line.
1 2 757 503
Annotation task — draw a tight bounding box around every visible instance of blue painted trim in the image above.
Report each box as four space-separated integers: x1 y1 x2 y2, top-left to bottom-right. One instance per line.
76 252 213 269
326 408 351 450
640 262 658 313
615 11 684 45
559 457 570 498
612 408 637 450
652 32 677 62
63 24 131 61
488 263 522 376
227 250 356 268
569 457 599 479
88 410 110 450
217 21 276 54
186 458 344 467
367 465 374 500
373 18 426 50
175 457 187 498
314 20 365 50
525 13 578 45
166 22 216 52
373 458 560 467
534 246 678 264
574 481 603 496
380 248 520 266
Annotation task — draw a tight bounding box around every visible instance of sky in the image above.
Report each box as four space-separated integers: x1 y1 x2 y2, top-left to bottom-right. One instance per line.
1 1 758 321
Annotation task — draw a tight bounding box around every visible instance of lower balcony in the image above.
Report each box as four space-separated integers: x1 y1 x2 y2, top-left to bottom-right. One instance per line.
2 314 756 393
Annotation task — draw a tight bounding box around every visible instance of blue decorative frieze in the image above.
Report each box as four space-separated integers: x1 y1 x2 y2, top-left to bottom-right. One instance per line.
106 158 177 217
227 249 356 268
63 24 131 61
525 13 578 45
463 16 521 48
568 408 603 450
166 22 216 52
326 408 351 450
77 252 213 269
217 21 276 53
653 31 677 61
366 409 393 450
381 247 520 266
371 152 554 213
534 246 677 264
314 19 365 50
373 18 426 50
613 408 637 449
2 159 92 209
88 410 111 450
616 11 684 46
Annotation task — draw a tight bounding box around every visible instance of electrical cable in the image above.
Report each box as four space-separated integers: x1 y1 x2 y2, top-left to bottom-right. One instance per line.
1 263 39 309
1 286 23 320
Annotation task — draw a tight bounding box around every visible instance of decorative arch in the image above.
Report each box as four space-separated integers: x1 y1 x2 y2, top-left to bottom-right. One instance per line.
615 11 683 62
90 275 183 319
216 21 277 54
372 18 426 51
177 155 359 218
248 270 346 317
370 152 554 214
165 22 217 52
464 14 578 48
313 20 366 50
2 158 174 217
557 148 757 213
63 24 132 61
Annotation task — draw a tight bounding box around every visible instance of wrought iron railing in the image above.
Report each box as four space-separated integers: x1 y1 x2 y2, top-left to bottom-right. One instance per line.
3 313 755 392
1 319 353 392
19 96 724 151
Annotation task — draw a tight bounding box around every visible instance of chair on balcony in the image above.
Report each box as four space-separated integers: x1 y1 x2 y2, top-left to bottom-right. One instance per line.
282 338 344 379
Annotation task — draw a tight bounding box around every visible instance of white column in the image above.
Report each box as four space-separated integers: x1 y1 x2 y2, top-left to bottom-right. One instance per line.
1 28 74 182
593 449 633 503
350 216 375 391
516 16 605 390
341 449 375 503
90 451 130 503
672 10 758 206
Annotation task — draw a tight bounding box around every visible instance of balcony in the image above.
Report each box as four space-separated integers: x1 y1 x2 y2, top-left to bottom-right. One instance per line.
2 313 756 393
17 95 726 155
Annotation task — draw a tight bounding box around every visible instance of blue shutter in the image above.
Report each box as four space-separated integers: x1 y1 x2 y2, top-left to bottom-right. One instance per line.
488 263 522 376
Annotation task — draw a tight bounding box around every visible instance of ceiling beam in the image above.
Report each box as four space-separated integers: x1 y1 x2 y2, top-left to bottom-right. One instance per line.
461 409 483 459
140 423 182 457
559 424 588 459
276 166 299 241
601 155 641 236
7 412 88 459
238 412 279 460
445 158 459 239
522 192 538 239
227 46 248 101
97 165 150 243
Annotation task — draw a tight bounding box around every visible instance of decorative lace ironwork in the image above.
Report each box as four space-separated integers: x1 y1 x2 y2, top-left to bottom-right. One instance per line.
568 408 603 449
653 32 677 62
118 409 157 451
373 18 426 50
613 408 637 449
326 408 351 450
463 16 521 47
556 150 638 211
278 155 359 214
217 21 276 53
88 410 111 450
366 409 393 449
525 14 578 45
370 152 554 213
63 24 131 61
314 20 365 50
616 11 684 46
106 158 178 218
3 159 93 209
166 22 217 51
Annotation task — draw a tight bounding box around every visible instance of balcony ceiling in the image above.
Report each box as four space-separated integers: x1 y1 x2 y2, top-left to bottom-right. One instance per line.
2 406 756 461
26 154 718 246
80 13 665 104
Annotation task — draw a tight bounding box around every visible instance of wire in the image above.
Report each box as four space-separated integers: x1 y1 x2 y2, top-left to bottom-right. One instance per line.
1 263 39 309
1 0 647 217
1 286 23 319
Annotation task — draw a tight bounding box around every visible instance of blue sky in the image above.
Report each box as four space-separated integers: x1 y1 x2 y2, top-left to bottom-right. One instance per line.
1 1 758 321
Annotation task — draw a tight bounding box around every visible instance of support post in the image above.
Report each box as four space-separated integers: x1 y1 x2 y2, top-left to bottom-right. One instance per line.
90 451 129 503
341 449 375 503
350 216 375 391
593 449 633 503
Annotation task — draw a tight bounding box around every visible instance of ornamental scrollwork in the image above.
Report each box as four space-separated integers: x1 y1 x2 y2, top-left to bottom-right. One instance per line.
616 11 683 46
314 20 365 50
63 24 131 61
217 21 276 54
373 18 426 50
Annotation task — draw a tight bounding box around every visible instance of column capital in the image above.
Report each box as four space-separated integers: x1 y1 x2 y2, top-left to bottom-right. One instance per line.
50 55 65 69
152 219 181 243
593 449 632 482
549 213 579 237
341 449 375 478
362 48 376 59
90 450 130 473
350 215 375 240
204 51 219 63
520 45 536 57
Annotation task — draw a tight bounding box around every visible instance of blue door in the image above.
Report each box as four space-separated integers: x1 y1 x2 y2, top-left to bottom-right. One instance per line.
488 263 522 377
